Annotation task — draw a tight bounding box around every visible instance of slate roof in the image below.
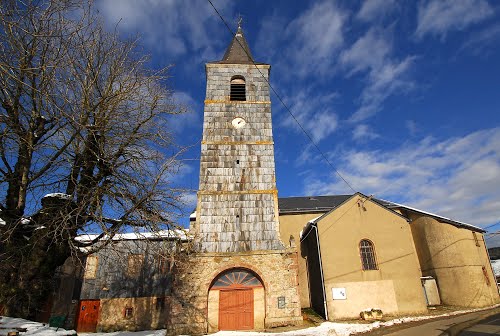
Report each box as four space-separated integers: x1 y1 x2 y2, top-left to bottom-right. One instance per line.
210 25 266 65
278 194 485 233
278 195 352 214
373 198 485 233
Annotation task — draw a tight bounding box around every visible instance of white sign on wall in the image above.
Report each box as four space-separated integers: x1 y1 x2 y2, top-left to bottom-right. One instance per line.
332 287 347 300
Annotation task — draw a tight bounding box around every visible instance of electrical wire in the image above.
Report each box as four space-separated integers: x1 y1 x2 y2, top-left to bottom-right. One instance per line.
206 0 356 194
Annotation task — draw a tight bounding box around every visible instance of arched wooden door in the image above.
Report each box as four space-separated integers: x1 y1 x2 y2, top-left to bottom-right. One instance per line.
210 269 263 331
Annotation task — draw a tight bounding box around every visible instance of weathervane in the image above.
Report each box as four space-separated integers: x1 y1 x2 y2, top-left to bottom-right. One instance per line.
237 15 243 30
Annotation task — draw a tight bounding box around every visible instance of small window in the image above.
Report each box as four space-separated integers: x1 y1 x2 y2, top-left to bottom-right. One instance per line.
473 232 480 247
360 239 378 270
124 307 134 318
127 254 144 277
84 256 98 279
230 76 246 101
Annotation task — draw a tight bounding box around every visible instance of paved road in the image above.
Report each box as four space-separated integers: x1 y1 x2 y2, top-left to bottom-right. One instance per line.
459 312 500 335
364 307 500 336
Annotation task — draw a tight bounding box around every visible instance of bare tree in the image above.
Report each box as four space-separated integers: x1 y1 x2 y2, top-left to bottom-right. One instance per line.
0 0 185 318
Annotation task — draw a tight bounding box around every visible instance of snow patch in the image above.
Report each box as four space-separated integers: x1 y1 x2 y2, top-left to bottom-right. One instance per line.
0 316 75 336
43 193 73 200
491 259 500 277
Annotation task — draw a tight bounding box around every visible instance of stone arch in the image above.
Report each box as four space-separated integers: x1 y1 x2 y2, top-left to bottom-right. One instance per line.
207 266 266 332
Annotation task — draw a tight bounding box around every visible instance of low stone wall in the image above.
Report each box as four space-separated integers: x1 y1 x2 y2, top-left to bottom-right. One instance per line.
97 297 169 332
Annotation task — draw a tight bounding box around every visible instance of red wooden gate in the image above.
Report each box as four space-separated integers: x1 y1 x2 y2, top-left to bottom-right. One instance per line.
219 289 254 330
76 300 100 332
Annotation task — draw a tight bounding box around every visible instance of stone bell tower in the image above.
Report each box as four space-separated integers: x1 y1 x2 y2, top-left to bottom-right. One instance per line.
171 24 302 335
194 25 283 252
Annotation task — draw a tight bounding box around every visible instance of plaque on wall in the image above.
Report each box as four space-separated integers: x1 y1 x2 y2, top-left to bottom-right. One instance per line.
332 287 347 300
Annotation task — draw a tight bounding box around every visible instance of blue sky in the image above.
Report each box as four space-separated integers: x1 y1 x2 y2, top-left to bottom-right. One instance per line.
96 0 500 245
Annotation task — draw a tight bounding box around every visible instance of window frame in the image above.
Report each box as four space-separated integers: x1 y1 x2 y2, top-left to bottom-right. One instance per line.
359 239 378 271
127 254 144 277
124 307 134 319
84 255 98 279
157 254 171 274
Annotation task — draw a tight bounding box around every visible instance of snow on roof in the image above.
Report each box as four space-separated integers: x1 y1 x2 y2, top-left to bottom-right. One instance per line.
379 199 484 232
308 215 322 224
43 193 73 200
75 229 190 242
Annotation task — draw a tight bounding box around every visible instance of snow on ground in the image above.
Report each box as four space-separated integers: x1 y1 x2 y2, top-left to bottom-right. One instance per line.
0 317 75 336
3 304 500 336
491 259 500 277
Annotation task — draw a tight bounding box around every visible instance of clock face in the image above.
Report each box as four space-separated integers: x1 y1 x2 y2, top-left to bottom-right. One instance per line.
232 117 246 129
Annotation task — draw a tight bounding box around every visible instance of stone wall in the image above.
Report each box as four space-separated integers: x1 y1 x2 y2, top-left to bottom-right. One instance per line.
169 250 303 335
97 297 170 332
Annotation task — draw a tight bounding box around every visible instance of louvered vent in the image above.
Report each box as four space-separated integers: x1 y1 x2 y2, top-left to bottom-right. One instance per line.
230 77 246 101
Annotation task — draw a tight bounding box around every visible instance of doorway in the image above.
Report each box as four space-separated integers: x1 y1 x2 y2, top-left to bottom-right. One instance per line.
76 300 100 332
208 268 264 331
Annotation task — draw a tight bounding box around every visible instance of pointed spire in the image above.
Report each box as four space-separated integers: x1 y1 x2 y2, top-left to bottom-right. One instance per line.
219 20 254 64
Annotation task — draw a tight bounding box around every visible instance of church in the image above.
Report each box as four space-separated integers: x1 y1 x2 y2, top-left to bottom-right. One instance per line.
48 25 499 335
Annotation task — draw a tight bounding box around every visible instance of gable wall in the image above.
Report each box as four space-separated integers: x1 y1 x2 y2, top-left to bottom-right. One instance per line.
316 196 427 319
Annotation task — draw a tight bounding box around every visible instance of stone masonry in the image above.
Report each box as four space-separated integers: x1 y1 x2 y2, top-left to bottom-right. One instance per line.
176 26 303 334
169 250 302 335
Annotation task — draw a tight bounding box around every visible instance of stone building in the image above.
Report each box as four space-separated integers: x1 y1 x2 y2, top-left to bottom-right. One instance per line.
171 24 302 334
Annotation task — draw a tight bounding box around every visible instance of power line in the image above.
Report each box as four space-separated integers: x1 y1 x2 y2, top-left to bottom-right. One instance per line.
206 0 356 194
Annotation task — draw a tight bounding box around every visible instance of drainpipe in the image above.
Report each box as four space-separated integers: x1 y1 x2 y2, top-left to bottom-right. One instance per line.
313 224 329 320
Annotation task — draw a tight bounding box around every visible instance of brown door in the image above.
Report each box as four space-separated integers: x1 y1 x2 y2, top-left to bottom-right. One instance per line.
219 289 254 330
76 300 100 332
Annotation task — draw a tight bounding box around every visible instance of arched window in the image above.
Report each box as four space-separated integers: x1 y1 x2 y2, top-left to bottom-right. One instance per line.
230 76 246 101
211 268 262 289
359 239 377 270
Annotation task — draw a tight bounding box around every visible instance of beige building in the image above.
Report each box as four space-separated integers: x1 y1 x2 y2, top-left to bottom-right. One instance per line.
278 193 499 320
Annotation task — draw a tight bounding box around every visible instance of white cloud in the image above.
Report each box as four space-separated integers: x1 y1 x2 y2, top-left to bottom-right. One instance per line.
284 0 347 78
303 128 500 228
357 0 398 22
460 23 500 55
180 192 197 211
340 29 416 122
97 0 234 60
169 91 200 134
416 0 494 39
405 120 418 136
352 124 379 142
280 89 339 143
340 29 392 75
